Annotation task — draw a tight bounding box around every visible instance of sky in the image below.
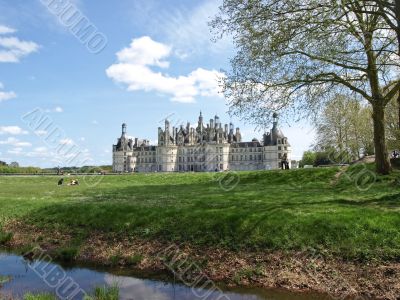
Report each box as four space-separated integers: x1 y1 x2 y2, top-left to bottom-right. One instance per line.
0 0 315 167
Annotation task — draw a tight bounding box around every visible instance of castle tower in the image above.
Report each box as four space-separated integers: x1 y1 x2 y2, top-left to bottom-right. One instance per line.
122 123 127 137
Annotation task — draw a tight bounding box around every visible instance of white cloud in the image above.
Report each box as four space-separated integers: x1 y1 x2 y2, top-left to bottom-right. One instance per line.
134 0 231 57
116 36 171 68
34 130 47 136
59 138 74 145
0 25 16 35
8 147 23 154
0 137 31 147
44 106 64 113
0 126 28 135
0 26 39 63
34 147 47 153
106 36 224 103
0 83 16 102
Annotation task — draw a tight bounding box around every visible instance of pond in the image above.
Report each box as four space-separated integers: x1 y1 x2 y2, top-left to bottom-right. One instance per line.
0 252 333 300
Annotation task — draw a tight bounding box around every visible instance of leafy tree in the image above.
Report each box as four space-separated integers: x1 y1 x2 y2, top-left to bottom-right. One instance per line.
212 0 399 174
299 151 317 167
315 151 335 166
386 91 400 150
9 162 19 168
315 95 374 160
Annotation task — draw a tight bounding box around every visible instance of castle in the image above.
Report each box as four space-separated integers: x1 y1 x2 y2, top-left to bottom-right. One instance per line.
112 112 291 173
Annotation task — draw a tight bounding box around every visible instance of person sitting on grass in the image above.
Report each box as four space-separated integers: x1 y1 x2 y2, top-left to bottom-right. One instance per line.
68 179 79 186
58 178 64 186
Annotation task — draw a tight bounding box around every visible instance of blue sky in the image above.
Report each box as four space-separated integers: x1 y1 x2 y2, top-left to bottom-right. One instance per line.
0 0 315 167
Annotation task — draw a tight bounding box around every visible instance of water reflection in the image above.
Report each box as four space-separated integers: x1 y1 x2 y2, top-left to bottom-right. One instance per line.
0 253 330 300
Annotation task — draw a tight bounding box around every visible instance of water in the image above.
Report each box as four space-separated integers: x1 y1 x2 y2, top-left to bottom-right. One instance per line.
0 253 331 300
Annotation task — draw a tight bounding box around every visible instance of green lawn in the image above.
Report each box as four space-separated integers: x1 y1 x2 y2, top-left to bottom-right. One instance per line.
0 165 399 261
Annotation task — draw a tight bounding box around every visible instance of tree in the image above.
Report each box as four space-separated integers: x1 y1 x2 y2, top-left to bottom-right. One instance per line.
372 0 400 128
9 162 19 168
315 95 374 160
386 91 400 150
212 0 399 174
299 151 317 167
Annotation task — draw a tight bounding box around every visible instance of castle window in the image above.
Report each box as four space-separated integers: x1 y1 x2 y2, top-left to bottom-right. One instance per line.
278 146 282 150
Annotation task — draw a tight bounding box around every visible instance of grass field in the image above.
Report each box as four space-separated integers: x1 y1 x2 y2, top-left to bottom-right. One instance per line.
0 164 399 261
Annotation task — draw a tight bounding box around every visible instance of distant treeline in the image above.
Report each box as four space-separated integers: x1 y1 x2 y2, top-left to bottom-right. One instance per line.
0 166 43 174
0 165 112 174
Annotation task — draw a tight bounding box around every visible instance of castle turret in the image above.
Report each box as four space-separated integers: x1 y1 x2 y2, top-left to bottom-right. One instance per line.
271 113 284 145
122 123 127 137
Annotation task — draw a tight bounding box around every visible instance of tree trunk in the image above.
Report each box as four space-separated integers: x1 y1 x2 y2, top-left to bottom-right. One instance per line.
372 103 391 175
398 93 400 129
396 0 400 128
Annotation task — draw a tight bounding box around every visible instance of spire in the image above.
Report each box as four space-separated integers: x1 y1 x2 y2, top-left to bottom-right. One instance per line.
122 123 127 136
273 112 278 127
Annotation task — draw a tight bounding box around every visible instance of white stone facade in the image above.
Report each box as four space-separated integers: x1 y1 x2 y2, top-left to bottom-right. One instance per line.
112 113 292 173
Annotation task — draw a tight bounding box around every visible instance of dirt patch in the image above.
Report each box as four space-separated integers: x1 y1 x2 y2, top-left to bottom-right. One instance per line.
3 221 400 300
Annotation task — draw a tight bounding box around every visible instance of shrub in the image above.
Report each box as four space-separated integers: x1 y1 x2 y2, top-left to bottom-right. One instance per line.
0 230 12 245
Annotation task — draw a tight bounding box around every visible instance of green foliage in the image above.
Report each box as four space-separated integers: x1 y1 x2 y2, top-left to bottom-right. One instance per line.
127 254 143 266
22 285 119 300
314 95 374 160
84 285 119 300
314 151 334 166
54 247 79 262
391 159 400 169
0 230 12 245
0 166 42 174
24 293 56 300
0 275 11 285
212 0 396 174
299 151 317 167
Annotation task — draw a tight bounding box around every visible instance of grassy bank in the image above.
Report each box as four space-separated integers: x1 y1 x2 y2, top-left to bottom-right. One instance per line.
0 166 399 298
1 286 119 300
0 165 399 260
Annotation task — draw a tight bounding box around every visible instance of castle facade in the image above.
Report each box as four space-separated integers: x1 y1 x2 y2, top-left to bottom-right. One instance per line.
112 113 291 173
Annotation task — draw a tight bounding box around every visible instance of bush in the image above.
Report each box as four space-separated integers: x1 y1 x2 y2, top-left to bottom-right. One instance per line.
24 293 56 300
0 230 12 245
391 158 400 169
55 247 78 262
84 285 119 300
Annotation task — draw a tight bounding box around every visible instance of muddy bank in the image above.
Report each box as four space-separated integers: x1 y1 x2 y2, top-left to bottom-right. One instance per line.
3 222 399 300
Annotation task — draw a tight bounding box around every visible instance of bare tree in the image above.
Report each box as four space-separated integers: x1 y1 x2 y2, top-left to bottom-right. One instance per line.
212 0 399 174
